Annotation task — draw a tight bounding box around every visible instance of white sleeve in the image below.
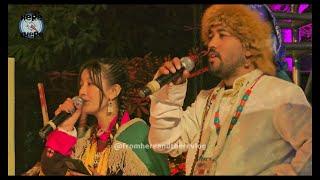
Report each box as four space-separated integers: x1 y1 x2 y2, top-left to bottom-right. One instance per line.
272 85 312 175
148 81 208 157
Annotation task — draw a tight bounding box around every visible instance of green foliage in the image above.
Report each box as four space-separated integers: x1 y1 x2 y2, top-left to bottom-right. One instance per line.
8 5 196 72
124 53 166 119
8 5 107 71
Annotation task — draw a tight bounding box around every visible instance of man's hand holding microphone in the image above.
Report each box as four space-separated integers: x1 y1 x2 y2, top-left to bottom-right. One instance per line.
139 57 195 98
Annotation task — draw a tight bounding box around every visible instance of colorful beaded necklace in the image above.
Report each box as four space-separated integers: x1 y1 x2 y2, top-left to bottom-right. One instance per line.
212 74 264 136
190 73 264 175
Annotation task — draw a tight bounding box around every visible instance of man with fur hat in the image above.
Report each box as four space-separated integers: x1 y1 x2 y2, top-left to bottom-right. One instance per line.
148 4 311 175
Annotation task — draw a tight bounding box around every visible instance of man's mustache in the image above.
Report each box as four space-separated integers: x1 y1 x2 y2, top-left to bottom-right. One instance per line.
208 47 221 59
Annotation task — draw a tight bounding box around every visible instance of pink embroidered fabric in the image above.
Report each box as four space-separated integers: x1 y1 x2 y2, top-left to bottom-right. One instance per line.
98 111 130 141
45 111 130 156
45 130 77 156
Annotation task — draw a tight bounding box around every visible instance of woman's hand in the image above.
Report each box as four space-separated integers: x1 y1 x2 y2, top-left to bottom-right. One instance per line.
66 166 102 176
67 169 89 176
55 98 83 131
88 166 103 176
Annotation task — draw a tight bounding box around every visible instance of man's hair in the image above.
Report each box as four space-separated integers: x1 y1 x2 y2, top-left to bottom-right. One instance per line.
201 4 276 76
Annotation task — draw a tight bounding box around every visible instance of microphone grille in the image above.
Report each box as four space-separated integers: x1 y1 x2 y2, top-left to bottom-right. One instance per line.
181 57 195 71
72 96 84 108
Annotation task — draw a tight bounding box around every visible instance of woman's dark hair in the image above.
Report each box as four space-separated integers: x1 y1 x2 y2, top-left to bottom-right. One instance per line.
79 58 130 141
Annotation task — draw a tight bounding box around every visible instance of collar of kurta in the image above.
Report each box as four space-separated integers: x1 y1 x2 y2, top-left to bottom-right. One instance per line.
216 69 264 97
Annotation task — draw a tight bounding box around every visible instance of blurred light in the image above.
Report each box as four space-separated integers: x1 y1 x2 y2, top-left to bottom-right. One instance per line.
284 57 293 71
282 29 292 43
299 23 312 42
269 4 291 12
298 4 309 14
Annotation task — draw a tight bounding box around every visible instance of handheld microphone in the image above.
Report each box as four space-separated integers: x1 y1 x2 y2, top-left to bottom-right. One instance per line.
39 96 83 139
139 57 195 98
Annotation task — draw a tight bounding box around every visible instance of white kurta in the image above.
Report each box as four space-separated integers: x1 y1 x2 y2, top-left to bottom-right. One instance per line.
148 69 312 175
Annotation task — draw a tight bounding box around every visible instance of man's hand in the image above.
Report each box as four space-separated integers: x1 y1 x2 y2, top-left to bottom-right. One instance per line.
155 57 190 85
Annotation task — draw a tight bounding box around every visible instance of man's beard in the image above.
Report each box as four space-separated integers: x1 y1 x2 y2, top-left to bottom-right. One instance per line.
208 55 246 79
